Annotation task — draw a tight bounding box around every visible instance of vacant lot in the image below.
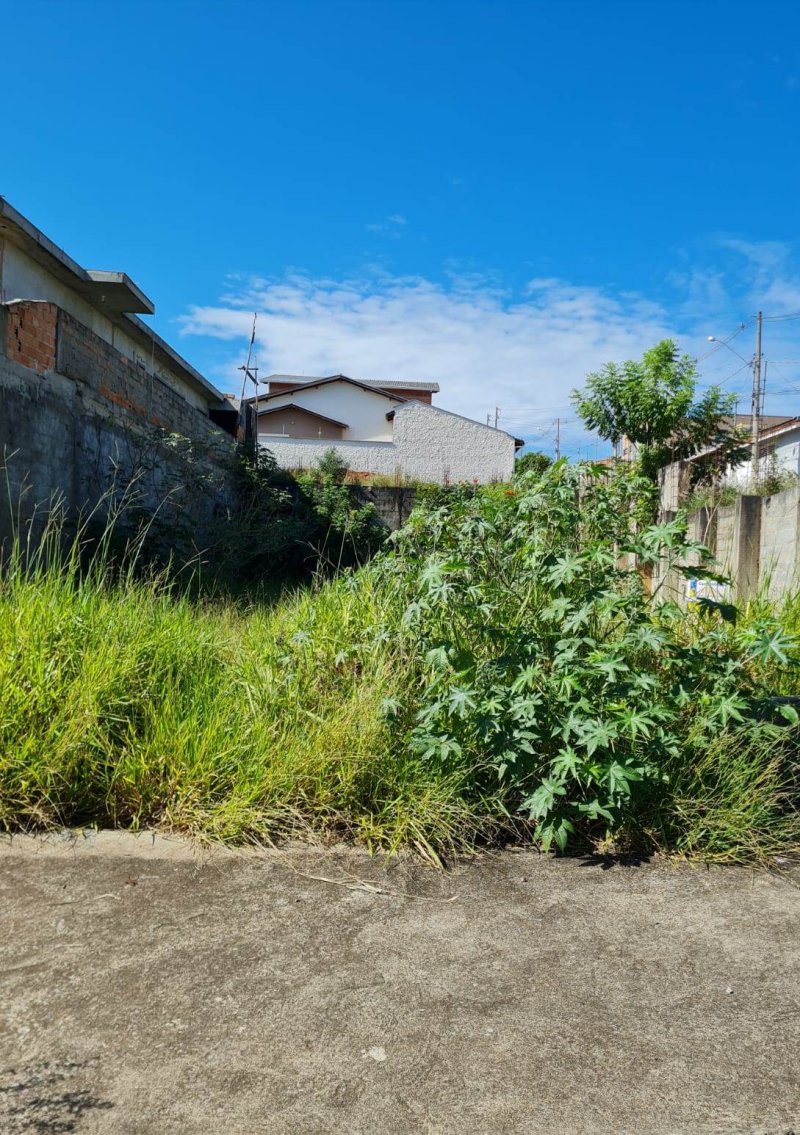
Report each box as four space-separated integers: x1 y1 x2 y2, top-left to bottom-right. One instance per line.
1 834 798 1134
6 469 800 865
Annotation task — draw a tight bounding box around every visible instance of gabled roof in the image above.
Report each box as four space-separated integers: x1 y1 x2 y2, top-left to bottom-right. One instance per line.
256 403 349 429
385 399 523 445
265 372 440 393
757 416 800 440
252 374 408 405
371 379 440 392
686 415 800 463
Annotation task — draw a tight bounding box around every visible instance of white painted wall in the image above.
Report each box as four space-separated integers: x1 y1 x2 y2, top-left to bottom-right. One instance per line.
0 240 208 412
392 402 515 482
261 380 398 440
260 437 399 475
725 428 800 487
259 401 516 484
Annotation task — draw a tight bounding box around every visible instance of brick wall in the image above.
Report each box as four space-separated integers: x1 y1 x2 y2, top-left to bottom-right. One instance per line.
55 307 228 453
5 301 58 373
0 301 238 559
385 389 432 404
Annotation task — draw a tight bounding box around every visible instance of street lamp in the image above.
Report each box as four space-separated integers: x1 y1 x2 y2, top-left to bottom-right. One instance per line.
706 335 751 366
707 315 764 482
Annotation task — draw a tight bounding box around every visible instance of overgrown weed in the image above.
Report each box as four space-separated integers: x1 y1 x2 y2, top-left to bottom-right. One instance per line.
1 463 798 863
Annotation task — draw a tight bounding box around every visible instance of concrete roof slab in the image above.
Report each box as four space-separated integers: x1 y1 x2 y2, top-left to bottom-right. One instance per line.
84 271 155 315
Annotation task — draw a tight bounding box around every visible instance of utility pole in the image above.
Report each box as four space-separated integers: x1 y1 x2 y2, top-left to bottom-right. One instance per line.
751 310 763 482
237 312 259 461
486 412 491 426
555 417 560 460
494 406 500 429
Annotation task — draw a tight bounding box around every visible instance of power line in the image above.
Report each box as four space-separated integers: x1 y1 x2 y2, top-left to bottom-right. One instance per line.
697 321 751 362
505 311 800 449
704 360 753 388
498 403 574 413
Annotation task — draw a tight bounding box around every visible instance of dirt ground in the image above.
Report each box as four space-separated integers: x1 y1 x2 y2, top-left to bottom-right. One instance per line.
0 832 798 1135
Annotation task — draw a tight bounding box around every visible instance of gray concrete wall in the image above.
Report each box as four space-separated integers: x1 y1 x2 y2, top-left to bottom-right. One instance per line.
715 505 736 577
759 485 800 600
0 304 237 559
682 485 800 604
355 486 417 531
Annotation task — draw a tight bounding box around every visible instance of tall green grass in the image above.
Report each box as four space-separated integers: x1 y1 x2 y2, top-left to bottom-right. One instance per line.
657 585 800 861
1 495 798 863
0 513 485 857
663 729 799 862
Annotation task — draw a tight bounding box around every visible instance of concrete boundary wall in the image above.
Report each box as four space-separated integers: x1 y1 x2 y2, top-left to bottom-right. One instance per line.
355 485 417 530
675 486 800 602
0 304 237 556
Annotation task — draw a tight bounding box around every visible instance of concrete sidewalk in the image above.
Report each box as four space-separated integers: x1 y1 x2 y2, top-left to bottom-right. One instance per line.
0 833 798 1134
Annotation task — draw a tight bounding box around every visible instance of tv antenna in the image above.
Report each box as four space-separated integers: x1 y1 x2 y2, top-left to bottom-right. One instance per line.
237 312 259 455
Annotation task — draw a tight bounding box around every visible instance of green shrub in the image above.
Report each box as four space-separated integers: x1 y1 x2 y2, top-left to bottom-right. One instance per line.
295 448 386 571
380 461 800 852
413 483 481 510
681 484 738 514
514 451 552 478
216 448 386 582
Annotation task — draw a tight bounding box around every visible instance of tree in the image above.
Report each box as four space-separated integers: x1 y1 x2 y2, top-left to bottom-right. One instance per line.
296 448 385 570
572 339 749 481
514 450 552 478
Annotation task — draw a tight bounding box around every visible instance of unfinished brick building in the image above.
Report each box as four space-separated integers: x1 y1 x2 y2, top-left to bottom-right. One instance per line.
0 198 239 549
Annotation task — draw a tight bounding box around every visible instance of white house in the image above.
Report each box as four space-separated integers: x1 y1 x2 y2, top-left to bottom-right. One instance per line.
659 414 800 512
725 416 800 487
251 373 520 484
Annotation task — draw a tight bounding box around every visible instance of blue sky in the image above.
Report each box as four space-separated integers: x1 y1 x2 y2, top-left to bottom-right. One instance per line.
3 0 800 454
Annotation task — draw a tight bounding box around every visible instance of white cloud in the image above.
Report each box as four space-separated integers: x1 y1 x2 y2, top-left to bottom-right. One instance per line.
178 270 675 451
710 239 800 316
366 214 407 236
177 239 800 451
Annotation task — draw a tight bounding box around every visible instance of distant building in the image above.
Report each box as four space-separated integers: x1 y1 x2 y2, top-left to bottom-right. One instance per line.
659 414 800 512
250 372 521 484
725 416 800 487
